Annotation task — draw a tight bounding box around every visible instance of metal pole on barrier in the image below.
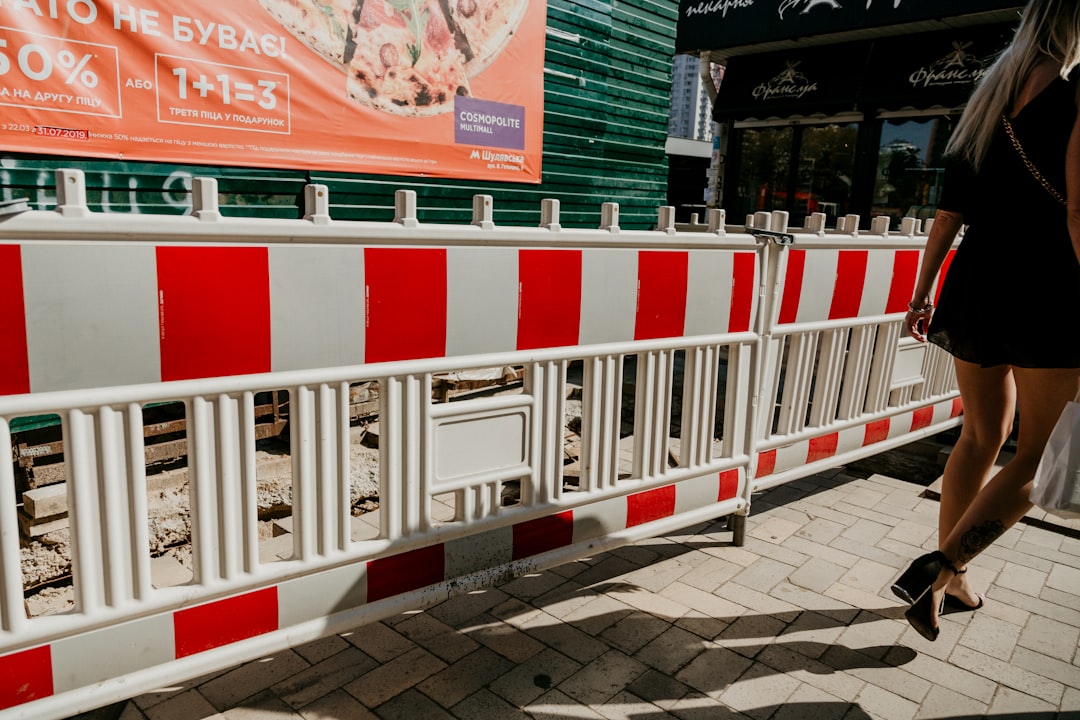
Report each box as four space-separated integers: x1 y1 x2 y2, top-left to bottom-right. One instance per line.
733 214 792 545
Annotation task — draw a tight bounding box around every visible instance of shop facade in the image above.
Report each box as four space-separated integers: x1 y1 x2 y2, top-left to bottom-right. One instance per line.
676 0 1024 229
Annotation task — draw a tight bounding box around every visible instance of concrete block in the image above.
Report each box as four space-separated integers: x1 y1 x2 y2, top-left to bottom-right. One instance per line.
150 555 193 589
30 463 67 486
351 514 380 542
258 533 295 563
146 467 189 493
18 509 68 537
23 483 68 518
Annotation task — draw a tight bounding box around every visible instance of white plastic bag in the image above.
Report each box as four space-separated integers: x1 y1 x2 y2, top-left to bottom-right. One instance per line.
1030 393 1080 519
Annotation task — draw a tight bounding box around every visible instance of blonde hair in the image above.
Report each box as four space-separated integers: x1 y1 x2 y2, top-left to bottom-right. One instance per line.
946 0 1080 170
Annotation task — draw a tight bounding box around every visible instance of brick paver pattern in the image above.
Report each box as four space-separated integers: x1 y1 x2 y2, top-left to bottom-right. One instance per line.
121 470 1080 719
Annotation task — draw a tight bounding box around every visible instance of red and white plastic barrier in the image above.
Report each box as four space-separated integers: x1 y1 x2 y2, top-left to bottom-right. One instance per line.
0 243 759 395
0 172 961 719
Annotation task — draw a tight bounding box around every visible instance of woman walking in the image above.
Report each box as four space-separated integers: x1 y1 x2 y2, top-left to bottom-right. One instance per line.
896 0 1080 641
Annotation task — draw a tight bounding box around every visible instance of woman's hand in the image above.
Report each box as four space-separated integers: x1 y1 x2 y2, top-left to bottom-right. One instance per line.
905 301 933 342
906 208 964 343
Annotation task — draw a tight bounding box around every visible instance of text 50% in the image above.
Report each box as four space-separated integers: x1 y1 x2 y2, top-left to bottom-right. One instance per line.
0 40 98 88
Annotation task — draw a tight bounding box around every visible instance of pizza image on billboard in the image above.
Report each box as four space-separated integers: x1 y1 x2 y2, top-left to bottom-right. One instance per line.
259 0 529 116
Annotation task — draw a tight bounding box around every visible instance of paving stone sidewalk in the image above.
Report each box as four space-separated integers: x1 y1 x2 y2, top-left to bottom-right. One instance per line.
116 468 1080 720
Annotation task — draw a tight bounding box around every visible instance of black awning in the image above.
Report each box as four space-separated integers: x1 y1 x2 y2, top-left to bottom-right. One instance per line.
712 22 1017 122
713 42 871 121
860 24 1014 111
677 0 1022 55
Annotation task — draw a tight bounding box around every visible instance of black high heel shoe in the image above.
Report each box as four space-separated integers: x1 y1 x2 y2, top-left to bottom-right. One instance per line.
942 592 984 614
891 550 945 605
903 556 964 642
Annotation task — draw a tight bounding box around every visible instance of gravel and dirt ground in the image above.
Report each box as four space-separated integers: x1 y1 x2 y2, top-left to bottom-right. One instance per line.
20 432 384 617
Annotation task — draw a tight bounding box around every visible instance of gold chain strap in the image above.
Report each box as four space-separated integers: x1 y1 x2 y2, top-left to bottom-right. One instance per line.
1001 114 1067 207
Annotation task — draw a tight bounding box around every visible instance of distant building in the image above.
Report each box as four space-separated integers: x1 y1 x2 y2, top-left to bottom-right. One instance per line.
666 55 721 223
667 54 713 142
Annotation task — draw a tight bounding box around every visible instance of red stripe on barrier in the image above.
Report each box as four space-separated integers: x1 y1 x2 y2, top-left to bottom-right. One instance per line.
157 246 271 382
718 469 739 501
777 249 805 325
517 250 581 350
755 449 776 478
174 588 278 658
367 544 445 602
513 510 574 560
626 485 676 527
0 645 52 710
365 248 447 363
885 250 921 314
807 433 839 463
934 249 956 305
911 406 935 431
951 398 963 418
729 252 756 332
864 418 890 445
828 250 869 319
0 246 29 395
635 251 687 340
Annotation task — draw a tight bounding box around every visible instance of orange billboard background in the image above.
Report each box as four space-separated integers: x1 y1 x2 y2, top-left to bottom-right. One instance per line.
0 0 545 182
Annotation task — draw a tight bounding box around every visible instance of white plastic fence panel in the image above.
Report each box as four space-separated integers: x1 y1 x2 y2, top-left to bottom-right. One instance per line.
0 173 964 719
0 174 764 719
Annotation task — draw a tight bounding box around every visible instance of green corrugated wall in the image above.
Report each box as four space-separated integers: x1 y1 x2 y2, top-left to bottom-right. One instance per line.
0 0 676 230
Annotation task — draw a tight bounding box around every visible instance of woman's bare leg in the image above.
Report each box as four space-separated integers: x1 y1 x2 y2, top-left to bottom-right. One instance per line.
926 367 1080 630
938 360 1014 603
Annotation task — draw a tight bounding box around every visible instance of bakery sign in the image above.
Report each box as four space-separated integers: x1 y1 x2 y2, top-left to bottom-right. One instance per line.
677 0 1022 54
0 0 546 182
752 62 819 102
907 41 992 89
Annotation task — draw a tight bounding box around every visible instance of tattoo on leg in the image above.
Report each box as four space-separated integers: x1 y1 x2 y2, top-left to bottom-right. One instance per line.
957 520 1006 564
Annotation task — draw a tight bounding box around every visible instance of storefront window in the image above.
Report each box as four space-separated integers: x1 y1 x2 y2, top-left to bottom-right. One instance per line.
793 123 857 227
731 123 857 227
873 116 957 227
734 126 793 221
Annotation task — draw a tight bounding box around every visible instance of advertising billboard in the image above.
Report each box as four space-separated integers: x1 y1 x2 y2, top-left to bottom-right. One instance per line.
0 0 545 182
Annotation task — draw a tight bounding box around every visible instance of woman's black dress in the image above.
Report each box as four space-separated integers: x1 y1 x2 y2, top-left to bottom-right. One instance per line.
928 72 1080 368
